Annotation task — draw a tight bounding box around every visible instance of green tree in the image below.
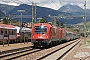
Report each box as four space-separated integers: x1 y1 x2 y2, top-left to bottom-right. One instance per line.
3 17 8 24
60 22 64 28
38 17 47 23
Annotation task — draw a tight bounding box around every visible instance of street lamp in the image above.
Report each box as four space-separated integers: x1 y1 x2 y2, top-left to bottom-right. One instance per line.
17 10 25 26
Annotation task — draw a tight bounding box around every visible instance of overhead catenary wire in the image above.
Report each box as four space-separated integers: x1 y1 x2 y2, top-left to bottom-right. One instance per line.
11 0 32 5
2 0 61 22
28 0 32 3
10 0 24 4
10 0 54 16
11 0 54 16
1 0 9 3
11 0 33 14
2 0 59 16
51 0 59 9
21 0 58 18
59 0 65 8
33 0 61 20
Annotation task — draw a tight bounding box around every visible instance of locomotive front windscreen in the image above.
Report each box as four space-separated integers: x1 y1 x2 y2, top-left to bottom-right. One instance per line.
34 26 47 33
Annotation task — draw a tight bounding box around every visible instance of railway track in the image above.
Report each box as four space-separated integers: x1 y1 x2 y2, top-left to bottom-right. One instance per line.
37 39 81 60
15 39 81 60
0 46 32 55
0 46 42 60
0 39 81 60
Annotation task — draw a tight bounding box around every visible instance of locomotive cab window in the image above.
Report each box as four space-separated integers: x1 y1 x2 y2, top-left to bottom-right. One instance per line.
34 26 47 33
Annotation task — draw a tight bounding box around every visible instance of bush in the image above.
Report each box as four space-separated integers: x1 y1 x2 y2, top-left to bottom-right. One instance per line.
86 40 90 44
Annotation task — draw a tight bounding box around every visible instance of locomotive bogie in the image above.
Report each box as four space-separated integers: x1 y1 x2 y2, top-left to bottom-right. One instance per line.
31 39 51 46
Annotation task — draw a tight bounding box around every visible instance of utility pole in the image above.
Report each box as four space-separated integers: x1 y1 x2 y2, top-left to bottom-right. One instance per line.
17 10 25 26
84 0 86 44
54 16 57 26
32 2 36 26
21 13 22 26
31 2 36 42
48 15 57 26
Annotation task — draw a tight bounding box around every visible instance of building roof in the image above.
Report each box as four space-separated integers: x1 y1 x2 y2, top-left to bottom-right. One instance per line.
0 24 16 29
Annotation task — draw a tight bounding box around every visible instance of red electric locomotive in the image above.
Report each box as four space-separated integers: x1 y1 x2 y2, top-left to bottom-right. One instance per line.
31 22 80 47
31 23 63 47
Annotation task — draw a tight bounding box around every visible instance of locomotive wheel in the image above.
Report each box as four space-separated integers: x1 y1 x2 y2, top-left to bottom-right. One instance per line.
44 45 49 48
52 41 54 45
50 42 52 46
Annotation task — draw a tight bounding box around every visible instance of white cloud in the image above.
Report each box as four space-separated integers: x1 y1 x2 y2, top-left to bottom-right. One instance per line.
0 0 90 10
8 3 19 6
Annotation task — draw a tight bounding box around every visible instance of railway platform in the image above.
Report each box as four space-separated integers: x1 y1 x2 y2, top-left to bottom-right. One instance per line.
63 38 90 60
0 42 33 53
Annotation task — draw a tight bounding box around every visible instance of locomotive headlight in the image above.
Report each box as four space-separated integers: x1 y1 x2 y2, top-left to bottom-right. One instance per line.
41 25 44 28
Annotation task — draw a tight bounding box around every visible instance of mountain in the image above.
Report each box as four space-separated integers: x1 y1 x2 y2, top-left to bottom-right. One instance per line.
58 4 83 13
0 10 4 17
58 4 84 16
0 4 64 22
58 4 90 24
0 4 15 15
87 9 90 14
8 4 66 22
0 4 90 24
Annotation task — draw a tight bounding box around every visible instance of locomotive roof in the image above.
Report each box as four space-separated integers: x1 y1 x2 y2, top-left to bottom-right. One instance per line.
33 23 64 30
33 23 52 27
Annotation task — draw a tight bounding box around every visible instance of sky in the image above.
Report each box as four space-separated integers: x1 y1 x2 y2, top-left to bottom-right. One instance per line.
0 0 90 10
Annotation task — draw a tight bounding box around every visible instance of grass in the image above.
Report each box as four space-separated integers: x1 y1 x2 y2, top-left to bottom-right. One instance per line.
86 39 90 43
85 38 90 45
